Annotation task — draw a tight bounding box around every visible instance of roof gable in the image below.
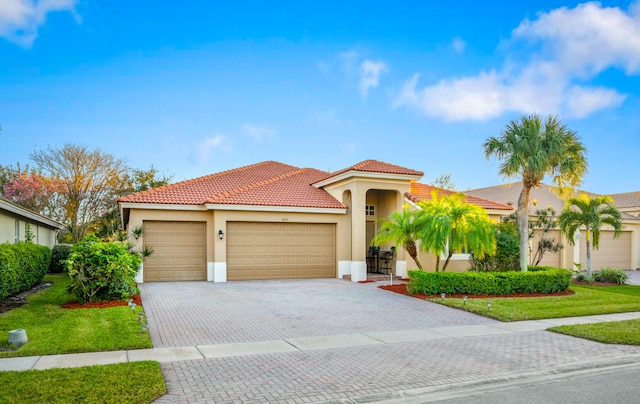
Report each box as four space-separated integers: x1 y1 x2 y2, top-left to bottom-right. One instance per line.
313 159 423 187
406 183 514 211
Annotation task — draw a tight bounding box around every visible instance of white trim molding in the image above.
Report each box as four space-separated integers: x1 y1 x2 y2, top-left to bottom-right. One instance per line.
338 261 352 278
213 262 227 282
351 261 367 282
205 204 347 214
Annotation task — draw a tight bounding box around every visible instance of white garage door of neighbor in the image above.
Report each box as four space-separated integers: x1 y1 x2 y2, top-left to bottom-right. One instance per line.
143 221 207 281
226 222 336 281
580 230 632 270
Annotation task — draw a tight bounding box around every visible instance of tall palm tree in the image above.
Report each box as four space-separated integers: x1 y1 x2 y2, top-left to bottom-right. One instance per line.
372 206 424 270
483 114 587 272
418 192 496 271
558 194 623 278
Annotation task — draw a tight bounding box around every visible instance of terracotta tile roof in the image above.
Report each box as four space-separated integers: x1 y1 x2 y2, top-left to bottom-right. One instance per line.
406 183 514 211
316 159 423 184
118 161 346 209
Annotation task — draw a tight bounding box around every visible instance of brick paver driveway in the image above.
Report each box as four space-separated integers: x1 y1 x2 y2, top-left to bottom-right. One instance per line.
139 280 640 403
139 279 494 348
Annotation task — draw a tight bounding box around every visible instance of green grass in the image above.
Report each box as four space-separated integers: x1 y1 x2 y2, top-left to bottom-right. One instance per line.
0 274 152 357
549 319 640 345
0 361 166 404
428 285 640 321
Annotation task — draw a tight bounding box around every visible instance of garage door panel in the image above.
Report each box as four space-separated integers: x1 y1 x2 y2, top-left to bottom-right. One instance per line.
227 222 336 280
143 221 206 282
579 231 631 270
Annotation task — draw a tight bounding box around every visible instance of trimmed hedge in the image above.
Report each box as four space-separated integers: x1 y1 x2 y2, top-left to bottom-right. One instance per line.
407 267 572 296
0 242 52 300
49 243 72 273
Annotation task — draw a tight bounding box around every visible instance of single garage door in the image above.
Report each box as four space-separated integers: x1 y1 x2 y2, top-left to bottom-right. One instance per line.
227 222 336 280
580 230 632 270
143 221 206 281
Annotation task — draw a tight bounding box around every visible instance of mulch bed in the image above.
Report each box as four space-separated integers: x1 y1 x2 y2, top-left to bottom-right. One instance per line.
62 293 142 309
0 282 52 314
379 283 575 299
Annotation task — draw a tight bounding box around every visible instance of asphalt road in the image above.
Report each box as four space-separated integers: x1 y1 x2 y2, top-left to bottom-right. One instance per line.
394 361 640 404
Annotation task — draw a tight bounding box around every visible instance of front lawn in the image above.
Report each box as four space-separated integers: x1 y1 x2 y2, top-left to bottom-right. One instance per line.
428 285 640 322
0 361 165 403
0 274 151 357
549 319 640 345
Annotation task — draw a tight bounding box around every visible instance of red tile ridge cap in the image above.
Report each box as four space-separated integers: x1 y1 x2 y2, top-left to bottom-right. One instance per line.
204 167 310 204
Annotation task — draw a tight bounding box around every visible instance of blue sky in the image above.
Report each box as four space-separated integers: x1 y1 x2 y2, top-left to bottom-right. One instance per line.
1 1 639 194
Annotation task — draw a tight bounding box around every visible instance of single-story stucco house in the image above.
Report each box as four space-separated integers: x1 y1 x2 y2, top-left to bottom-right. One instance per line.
0 197 64 248
467 184 640 271
117 160 513 283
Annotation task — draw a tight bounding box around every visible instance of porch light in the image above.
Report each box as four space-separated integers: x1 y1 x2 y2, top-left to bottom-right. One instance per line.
218 229 224 240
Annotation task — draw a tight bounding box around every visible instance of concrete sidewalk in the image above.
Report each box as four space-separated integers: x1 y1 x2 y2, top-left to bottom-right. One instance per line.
3 311 640 372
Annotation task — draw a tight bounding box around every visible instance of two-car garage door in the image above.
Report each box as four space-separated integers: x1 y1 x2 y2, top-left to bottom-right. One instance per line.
142 221 336 281
226 222 336 281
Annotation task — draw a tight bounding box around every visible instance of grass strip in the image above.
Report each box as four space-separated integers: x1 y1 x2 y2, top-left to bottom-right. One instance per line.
0 274 151 357
428 285 640 321
549 319 640 345
0 361 166 404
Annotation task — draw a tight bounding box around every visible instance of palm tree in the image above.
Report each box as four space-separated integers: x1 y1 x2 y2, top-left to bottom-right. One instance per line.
372 206 424 270
558 194 623 278
418 192 496 271
483 114 587 272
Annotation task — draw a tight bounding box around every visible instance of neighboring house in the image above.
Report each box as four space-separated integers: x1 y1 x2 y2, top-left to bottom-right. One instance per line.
0 197 64 248
118 159 513 283
467 184 640 271
610 191 640 218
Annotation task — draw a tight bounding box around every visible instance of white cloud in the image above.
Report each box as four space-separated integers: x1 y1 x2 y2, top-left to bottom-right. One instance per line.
395 1 640 121
0 0 78 47
359 59 388 98
242 124 273 140
197 135 230 164
452 37 466 54
564 85 626 118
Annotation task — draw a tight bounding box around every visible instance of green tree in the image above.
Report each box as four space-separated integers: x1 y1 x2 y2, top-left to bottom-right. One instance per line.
372 206 424 270
31 144 129 242
558 194 623 278
418 192 496 271
483 114 587 272
92 166 172 240
470 220 520 272
529 207 563 266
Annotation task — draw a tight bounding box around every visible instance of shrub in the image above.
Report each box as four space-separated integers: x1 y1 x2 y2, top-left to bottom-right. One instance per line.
469 221 519 272
407 267 572 296
65 235 141 303
49 243 72 273
594 267 628 285
0 242 52 300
